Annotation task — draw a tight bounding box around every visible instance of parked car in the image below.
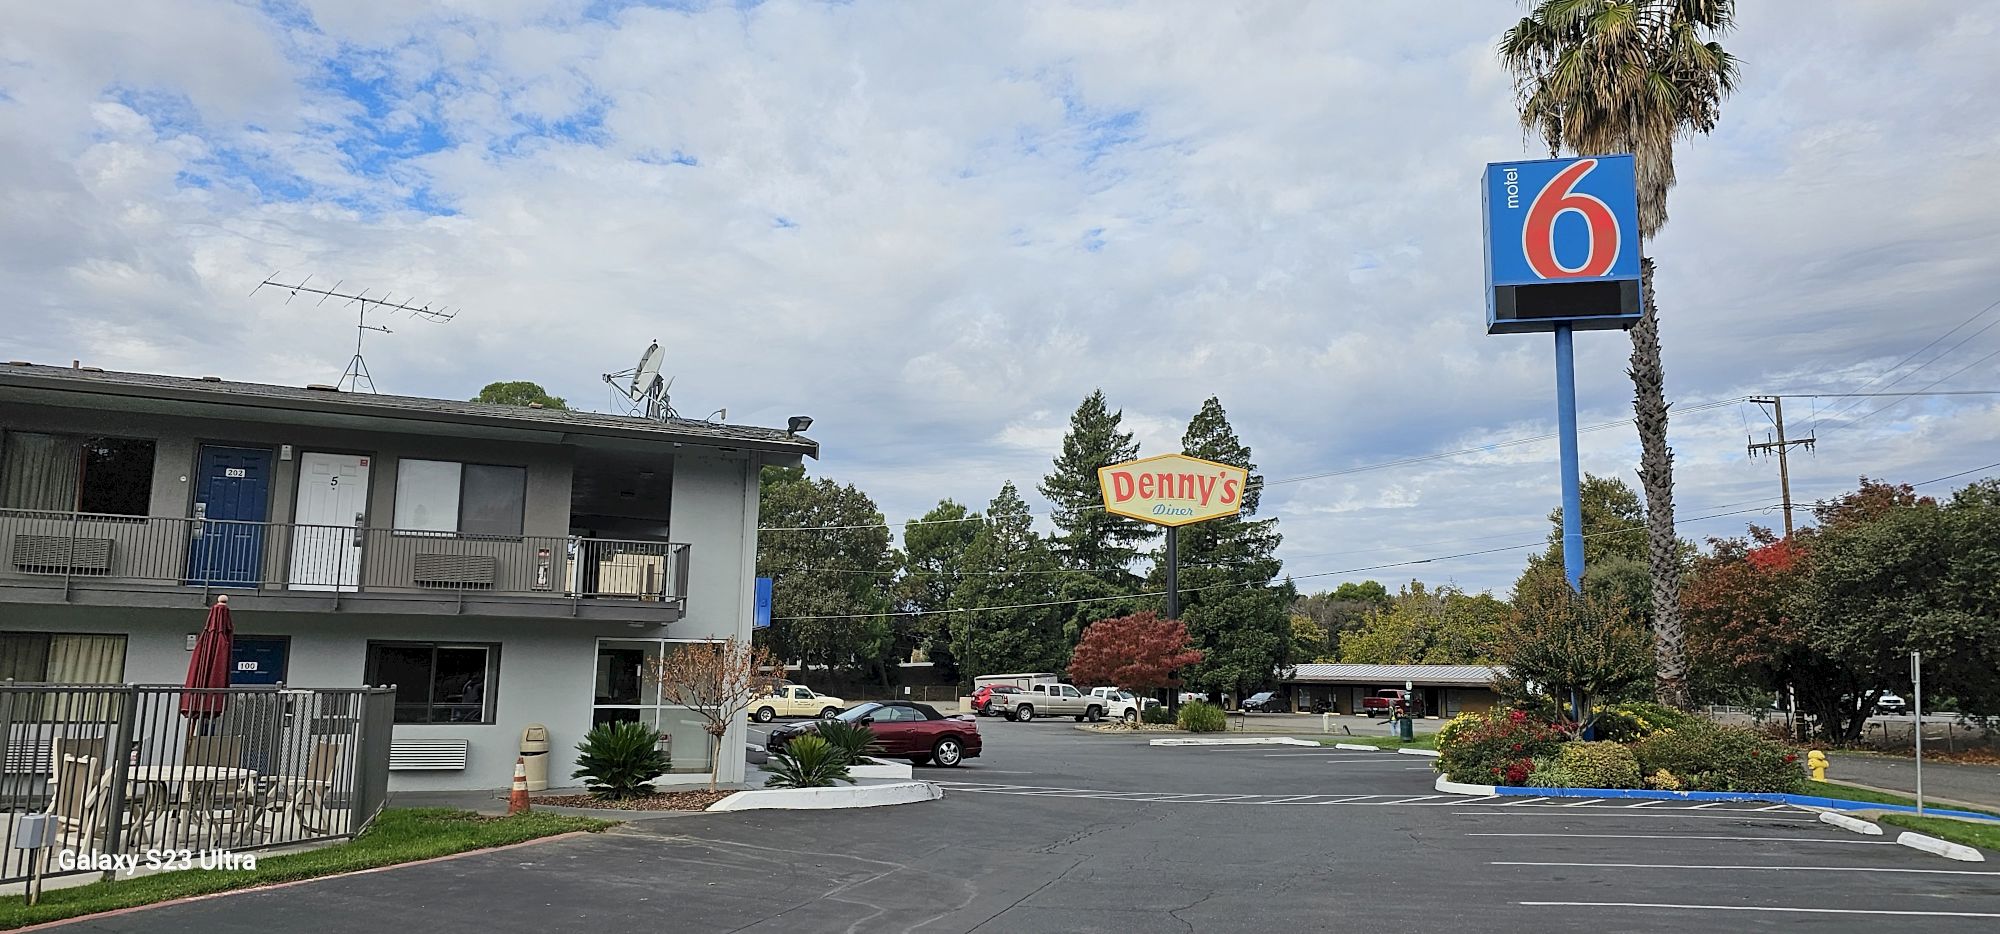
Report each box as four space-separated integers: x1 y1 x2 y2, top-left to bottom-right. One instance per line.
987 682 1103 722
971 684 1025 716
1361 689 1424 718
1240 691 1284 713
1875 693 1908 715
764 701 982 766
1088 687 1154 721
748 685 848 722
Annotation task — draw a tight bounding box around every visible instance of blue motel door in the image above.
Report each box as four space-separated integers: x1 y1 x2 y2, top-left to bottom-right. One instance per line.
187 446 272 587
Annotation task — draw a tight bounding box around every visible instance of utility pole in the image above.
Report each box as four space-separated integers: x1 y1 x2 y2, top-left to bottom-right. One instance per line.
1747 396 1816 536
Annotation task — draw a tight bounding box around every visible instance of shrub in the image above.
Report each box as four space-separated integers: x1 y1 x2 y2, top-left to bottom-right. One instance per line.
1436 708 1569 785
814 719 882 763
1555 741 1642 789
1591 701 1693 743
1142 703 1176 725
1526 755 1574 788
763 734 856 789
571 721 671 799
1633 719 1805 793
1177 701 1227 733
1645 768 1682 791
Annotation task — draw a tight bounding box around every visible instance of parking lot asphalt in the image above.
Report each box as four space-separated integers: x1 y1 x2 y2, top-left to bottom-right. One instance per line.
55 719 2000 933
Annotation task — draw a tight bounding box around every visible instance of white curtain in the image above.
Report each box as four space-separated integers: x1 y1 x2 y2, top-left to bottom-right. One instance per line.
44 634 127 721
1 432 80 512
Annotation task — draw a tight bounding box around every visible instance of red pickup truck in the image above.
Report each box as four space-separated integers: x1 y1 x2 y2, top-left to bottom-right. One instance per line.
1361 689 1424 718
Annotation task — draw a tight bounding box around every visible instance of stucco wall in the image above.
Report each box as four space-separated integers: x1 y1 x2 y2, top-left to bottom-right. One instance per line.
661 450 760 786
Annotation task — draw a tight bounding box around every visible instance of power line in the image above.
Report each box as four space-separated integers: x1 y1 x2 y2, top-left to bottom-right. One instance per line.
1811 296 2000 432
768 499 1785 622
1835 346 2000 431
1821 315 2000 433
756 397 1748 532
769 453 2000 623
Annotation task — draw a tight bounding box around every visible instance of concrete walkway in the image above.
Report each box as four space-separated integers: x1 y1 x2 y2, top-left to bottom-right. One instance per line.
1828 751 2000 811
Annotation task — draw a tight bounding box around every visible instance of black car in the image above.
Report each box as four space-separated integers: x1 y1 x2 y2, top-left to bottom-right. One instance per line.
1241 691 1284 713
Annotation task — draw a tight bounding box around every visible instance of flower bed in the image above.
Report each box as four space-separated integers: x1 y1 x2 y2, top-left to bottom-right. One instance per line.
534 790 734 811
1436 706 1805 793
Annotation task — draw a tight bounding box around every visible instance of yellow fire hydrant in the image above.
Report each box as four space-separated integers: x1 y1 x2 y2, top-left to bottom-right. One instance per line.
1807 749 1829 782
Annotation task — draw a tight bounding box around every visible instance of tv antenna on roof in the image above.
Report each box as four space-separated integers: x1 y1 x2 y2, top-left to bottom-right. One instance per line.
252 272 458 393
603 341 677 420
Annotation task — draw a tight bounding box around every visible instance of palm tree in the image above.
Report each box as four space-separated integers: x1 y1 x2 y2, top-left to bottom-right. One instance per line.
1498 0 1740 708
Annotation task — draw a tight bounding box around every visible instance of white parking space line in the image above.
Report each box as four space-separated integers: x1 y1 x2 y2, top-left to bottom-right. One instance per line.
1455 812 1816 822
1466 833 1897 846
1559 799 1604 807
1366 795 1445 805
1519 902 2000 919
1494 861 2000 877
1260 753 1403 758
1690 802 1726 809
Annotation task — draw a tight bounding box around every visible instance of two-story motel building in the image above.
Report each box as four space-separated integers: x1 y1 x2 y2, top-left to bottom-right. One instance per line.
0 362 814 790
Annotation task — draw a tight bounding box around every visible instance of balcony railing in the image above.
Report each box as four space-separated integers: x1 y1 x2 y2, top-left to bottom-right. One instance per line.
0 509 690 606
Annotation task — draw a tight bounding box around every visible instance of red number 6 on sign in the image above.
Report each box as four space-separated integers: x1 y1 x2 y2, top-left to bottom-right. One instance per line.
1522 158 1620 279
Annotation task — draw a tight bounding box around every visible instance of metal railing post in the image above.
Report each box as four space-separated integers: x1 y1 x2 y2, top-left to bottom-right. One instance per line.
62 511 78 600
98 686 141 878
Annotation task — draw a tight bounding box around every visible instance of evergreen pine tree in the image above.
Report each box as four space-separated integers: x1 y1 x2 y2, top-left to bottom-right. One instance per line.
1153 397 1293 701
949 482 1067 678
1040 390 1155 643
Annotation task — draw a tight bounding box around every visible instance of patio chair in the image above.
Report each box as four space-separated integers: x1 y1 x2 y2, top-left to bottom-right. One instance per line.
47 754 144 853
193 773 266 847
183 734 242 769
264 742 343 836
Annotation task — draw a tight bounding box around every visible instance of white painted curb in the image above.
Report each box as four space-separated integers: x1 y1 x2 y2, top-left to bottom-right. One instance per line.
846 757 915 780
1434 774 1498 796
1818 812 1883 836
1332 743 1381 752
1895 831 1986 862
1397 748 1441 758
1149 737 1319 747
707 780 941 812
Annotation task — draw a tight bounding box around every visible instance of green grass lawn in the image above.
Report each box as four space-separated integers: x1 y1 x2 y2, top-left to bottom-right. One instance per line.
1805 781 2000 818
0 808 613 930
1878 814 2000 853
1315 733 1439 751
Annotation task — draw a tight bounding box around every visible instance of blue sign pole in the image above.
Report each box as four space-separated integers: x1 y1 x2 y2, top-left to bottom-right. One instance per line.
1553 324 1585 592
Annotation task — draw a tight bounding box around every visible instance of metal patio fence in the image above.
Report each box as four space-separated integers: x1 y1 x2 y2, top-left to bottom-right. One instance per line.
0 683 394 885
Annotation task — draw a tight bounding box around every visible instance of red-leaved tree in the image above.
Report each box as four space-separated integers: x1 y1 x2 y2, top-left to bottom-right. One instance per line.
1066 612 1205 707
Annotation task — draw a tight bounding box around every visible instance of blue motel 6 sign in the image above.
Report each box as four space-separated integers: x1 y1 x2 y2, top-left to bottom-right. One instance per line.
1482 154 1644 335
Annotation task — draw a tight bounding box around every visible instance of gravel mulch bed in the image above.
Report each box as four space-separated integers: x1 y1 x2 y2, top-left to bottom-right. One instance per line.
1082 723 1183 734
533 789 735 811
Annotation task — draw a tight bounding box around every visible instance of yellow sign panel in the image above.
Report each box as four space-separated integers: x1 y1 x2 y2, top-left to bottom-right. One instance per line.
1096 453 1249 527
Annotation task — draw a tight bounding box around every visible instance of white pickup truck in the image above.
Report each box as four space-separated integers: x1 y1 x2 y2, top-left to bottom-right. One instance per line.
990 682 1104 722
1088 687 1153 722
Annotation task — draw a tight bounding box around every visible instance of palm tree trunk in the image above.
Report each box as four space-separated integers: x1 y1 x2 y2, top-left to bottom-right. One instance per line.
1630 257 1688 708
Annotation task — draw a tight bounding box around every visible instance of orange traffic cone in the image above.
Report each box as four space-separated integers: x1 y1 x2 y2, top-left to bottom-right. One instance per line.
508 757 531 815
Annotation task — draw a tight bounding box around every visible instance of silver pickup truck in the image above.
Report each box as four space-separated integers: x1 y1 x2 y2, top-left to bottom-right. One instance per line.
990 682 1105 722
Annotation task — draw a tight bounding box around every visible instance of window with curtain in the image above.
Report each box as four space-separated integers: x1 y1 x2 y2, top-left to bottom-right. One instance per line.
0 432 154 516
392 459 526 536
0 632 129 721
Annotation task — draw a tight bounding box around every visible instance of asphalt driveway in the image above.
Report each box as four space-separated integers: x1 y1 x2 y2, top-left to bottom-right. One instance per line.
48 724 2000 933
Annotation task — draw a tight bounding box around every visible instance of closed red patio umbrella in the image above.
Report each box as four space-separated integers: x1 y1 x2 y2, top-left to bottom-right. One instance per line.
181 595 234 718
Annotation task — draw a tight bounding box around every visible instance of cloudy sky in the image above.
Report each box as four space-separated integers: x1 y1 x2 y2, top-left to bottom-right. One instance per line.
4 0 1998 595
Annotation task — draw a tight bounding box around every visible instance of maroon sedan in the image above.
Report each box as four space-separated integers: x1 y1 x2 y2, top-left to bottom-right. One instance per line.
765 701 982 767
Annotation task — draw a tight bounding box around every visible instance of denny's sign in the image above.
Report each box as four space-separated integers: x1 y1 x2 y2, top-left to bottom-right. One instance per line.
1096 453 1249 527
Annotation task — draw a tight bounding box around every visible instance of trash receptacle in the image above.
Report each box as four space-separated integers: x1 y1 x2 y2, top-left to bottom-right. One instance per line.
1395 716 1414 742
520 724 550 791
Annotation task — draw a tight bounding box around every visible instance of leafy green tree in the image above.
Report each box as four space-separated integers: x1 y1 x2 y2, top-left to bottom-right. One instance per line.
1501 0 1741 708
1040 390 1155 642
1799 480 2000 726
1338 581 1509 665
756 467 897 673
1494 567 1655 733
949 483 1067 678
471 380 567 409
1154 397 1292 700
896 500 982 683
1294 581 1392 658
1514 474 1675 621
1288 613 1331 664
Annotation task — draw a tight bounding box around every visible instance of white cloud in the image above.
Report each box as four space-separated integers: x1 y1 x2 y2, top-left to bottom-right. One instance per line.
2 1 1997 594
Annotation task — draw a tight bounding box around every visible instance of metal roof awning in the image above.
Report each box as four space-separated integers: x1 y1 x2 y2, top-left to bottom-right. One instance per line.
1283 664 1503 688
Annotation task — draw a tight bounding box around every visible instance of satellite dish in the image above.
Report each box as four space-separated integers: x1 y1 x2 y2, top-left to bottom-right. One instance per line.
629 342 663 397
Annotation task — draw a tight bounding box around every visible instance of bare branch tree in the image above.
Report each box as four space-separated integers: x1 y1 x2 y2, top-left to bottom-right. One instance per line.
649 638 784 791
